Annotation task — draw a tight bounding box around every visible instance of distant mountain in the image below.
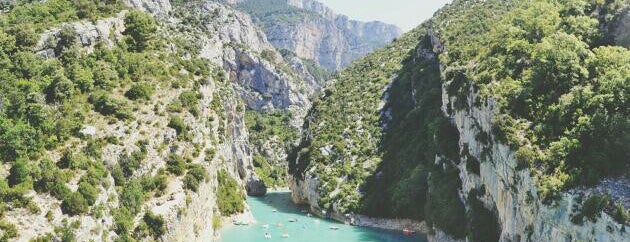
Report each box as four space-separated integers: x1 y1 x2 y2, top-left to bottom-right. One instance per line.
235 0 403 72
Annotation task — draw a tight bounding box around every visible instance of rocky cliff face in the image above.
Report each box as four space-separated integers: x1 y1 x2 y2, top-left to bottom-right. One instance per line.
237 0 403 72
2 0 326 240
174 1 314 120
289 6 628 241
444 96 625 241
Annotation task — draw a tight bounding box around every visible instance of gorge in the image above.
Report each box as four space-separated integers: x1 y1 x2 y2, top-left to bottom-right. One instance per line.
0 0 628 242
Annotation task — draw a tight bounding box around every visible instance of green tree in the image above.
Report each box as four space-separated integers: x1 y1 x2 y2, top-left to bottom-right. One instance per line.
125 83 154 100
78 181 99 206
168 116 187 136
8 159 30 187
120 180 144 215
69 64 94 92
166 154 186 176
61 192 89 215
0 119 42 161
9 24 39 49
123 11 157 51
135 210 166 239
46 72 75 103
184 164 208 192
216 170 244 215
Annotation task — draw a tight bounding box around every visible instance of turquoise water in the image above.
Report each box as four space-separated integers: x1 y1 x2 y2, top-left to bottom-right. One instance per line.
220 192 427 242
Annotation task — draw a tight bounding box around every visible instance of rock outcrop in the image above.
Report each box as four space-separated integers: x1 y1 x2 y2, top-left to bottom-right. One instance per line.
177 1 315 126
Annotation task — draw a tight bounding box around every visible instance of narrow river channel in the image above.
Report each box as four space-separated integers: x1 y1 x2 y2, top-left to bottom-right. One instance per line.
220 192 427 242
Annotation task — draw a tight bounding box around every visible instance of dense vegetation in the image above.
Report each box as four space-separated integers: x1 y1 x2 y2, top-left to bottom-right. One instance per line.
288 23 475 236
0 1 225 240
245 110 298 187
434 0 629 201
216 170 245 216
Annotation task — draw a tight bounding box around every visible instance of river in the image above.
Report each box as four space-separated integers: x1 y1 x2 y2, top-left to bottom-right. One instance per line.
220 192 427 242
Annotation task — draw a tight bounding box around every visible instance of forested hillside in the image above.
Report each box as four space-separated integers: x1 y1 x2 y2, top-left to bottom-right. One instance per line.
290 0 629 241
0 0 257 240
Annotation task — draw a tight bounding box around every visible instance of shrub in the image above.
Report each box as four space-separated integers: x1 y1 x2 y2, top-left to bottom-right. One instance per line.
135 210 166 239
111 164 126 187
178 91 200 116
92 61 117 89
216 170 244 215
119 150 146 177
184 164 208 192
45 72 75 103
168 116 187 136
78 181 99 206
0 220 18 240
56 26 78 54
140 174 168 195
212 214 221 230
89 92 133 120
119 180 144 215
9 24 38 49
581 194 611 222
123 11 157 51
61 192 89 215
125 83 154 100
8 159 30 187
58 151 91 170
112 207 134 235
69 64 94 92
0 119 43 161
612 203 628 225
166 154 186 176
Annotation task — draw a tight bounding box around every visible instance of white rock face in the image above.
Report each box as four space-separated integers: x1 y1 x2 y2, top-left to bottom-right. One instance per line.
438 35 627 241
79 125 97 137
177 1 315 127
124 0 171 17
35 12 126 58
443 82 628 242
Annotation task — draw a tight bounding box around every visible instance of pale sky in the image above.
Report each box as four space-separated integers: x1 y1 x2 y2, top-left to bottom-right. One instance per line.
317 0 452 31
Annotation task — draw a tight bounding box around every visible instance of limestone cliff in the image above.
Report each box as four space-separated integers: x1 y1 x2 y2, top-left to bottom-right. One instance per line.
236 0 403 72
288 1 629 241
1 0 323 240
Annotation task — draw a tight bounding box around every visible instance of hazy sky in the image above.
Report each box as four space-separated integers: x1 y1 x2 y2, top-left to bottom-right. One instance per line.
317 0 452 31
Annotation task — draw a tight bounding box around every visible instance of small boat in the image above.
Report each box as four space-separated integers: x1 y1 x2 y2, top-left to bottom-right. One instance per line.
282 233 290 238
233 220 247 226
262 224 269 229
403 228 416 236
272 209 278 212
306 213 312 217
329 226 340 230
276 222 284 227
288 218 297 222
264 233 271 239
